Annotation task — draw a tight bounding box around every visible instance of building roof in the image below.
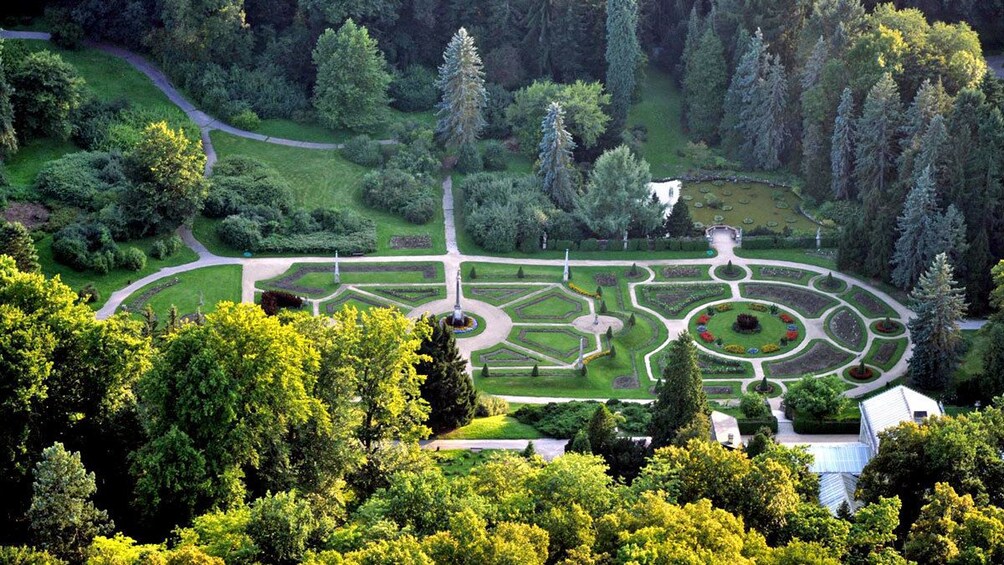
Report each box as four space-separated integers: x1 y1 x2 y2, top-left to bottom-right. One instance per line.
710 411 742 449
805 443 873 474
859 385 942 449
818 473 862 516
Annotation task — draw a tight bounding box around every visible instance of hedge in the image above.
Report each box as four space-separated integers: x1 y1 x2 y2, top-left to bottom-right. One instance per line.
737 417 778 435
742 235 839 250
543 237 709 253
792 415 860 434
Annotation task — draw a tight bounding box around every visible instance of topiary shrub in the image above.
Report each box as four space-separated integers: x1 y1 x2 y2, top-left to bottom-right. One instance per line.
341 135 383 167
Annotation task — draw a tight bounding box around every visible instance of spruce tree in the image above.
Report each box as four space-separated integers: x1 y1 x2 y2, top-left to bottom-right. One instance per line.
854 73 903 278
721 29 766 156
649 331 709 448
28 443 111 563
0 39 17 158
312 19 392 133
567 429 592 454
830 87 855 200
605 0 641 129
436 28 487 147
587 405 618 454
417 315 477 433
684 27 727 142
664 199 694 237
0 221 40 273
907 253 967 390
800 37 830 199
891 167 939 290
748 54 789 171
538 102 578 211
910 114 948 186
679 6 703 80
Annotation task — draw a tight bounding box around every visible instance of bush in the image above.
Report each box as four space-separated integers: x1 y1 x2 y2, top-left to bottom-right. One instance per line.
483 83 514 139
260 290 304 315
739 393 771 419
78 283 100 304
389 65 438 112
150 235 183 260
35 151 128 211
737 417 779 435
361 168 436 224
475 394 509 417
791 415 860 435
455 143 483 174
462 173 551 253
228 108 261 130
218 215 263 251
205 156 294 218
341 135 383 167
51 222 119 271
72 97 129 150
117 247 146 271
481 140 508 171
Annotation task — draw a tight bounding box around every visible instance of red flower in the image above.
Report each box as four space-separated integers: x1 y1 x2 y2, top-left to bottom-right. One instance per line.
700 331 715 343
780 313 794 323
786 330 798 340
698 314 710 324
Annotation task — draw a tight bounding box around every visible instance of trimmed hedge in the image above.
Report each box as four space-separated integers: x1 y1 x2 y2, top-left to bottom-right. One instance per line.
792 415 860 434
742 235 838 250
737 417 779 435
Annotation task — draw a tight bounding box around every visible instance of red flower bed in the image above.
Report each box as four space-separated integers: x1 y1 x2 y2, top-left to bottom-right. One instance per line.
780 313 794 323
698 314 710 324
700 331 715 343
786 330 799 340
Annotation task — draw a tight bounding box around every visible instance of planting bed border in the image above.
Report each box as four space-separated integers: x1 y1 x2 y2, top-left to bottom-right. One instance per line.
870 319 905 337
739 283 838 318
472 343 551 367
368 285 445 307
713 264 747 281
510 327 592 362
842 286 897 319
825 307 866 352
657 265 711 281
322 291 391 315
745 380 783 398
865 338 908 371
121 277 182 313
464 284 547 306
811 274 848 294
751 265 815 286
764 339 855 378
506 290 587 322
638 283 730 319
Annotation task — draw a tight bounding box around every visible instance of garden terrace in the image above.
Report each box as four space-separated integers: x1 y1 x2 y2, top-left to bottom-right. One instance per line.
508 327 592 363
638 284 730 318
367 285 445 307
841 286 898 319
688 302 805 357
471 344 551 367
504 290 589 323
825 307 867 352
655 265 711 281
764 340 855 378
750 265 815 285
864 338 909 371
119 265 242 322
463 285 548 307
739 283 838 318
259 262 444 298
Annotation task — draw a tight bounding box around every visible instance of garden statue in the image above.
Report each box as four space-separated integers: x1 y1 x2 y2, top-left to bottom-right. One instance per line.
451 270 464 325
334 251 340 284
563 249 570 282
542 231 547 250
816 227 822 250
577 337 585 368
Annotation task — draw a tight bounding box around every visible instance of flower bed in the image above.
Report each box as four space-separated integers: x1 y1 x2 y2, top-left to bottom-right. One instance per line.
592 274 618 287
638 284 729 318
844 287 895 318
848 364 876 381
826 307 866 351
584 350 611 364
741 283 837 317
443 315 479 334
662 266 703 279
568 282 601 299
715 303 733 312
765 341 854 377
697 354 748 376
872 318 904 336
700 331 715 343
692 302 802 356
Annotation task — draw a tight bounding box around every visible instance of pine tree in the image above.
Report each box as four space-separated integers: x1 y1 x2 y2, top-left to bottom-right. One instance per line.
907 253 967 390
649 331 709 448
417 315 477 433
605 0 641 129
0 221 40 273
721 29 766 157
0 39 17 158
684 27 727 142
830 87 855 200
891 167 939 290
748 54 789 170
854 73 903 278
801 37 830 199
28 443 111 563
436 28 487 147
312 19 392 133
538 102 578 211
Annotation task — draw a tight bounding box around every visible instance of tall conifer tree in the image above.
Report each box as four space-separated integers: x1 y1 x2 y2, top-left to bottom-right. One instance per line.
684 27 727 142
416 315 477 434
605 0 641 129
0 39 17 158
435 28 487 148
649 331 709 448
830 87 855 200
721 29 766 157
891 167 939 290
908 253 966 390
538 102 578 211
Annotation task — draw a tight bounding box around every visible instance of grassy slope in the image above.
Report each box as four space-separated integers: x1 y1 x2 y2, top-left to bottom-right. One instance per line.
438 416 543 440
254 109 436 144
628 67 693 178
207 131 446 256
121 265 242 320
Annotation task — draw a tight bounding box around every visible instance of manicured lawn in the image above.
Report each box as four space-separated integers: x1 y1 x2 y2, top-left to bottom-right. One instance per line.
475 367 655 399
864 338 909 371
208 131 446 256
628 66 694 178
733 248 837 270
703 381 743 399
505 290 589 323
253 109 436 144
682 180 826 235
259 261 445 298
438 416 543 440
120 265 242 320
689 303 805 355
4 137 78 191
462 262 563 282
367 285 446 307
36 234 199 309
463 284 548 306
637 283 731 319
319 291 394 316
471 342 551 367
509 327 592 363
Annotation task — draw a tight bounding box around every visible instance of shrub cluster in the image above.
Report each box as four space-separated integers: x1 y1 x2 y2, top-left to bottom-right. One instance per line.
150 235 184 260
52 222 147 273
462 173 555 253
389 65 437 112
513 400 650 438
179 62 309 125
341 135 383 167
475 394 509 417
260 290 304 316
361 168 437 224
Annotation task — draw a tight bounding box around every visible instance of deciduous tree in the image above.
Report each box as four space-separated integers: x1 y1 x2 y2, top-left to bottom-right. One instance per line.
8 50 83 141
577 146 661 239
312 19 392 133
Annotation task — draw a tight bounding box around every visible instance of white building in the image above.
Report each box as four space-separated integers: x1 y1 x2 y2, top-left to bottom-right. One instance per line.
859 385 943 455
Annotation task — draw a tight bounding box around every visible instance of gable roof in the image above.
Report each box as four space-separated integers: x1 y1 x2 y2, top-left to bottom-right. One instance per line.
806 443 873 474
710 411 742 449
819 472 862 516
859 385 942 449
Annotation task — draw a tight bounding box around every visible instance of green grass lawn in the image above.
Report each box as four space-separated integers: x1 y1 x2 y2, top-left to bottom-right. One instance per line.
864 338 909 372
36 234 199 309
4 138 79 191
509 327 592 363
463 284 548 306
505 290 589 323
430 449 505 477
462 262 563 282
438 416 543 440
733 248 837 270
689 303 805 355
955 330 986 381
682 181 826 235
208 131 446 256
319 291 394 316
120 265 242 320
628 66 693 178
258 262 445 298
253 109 436 144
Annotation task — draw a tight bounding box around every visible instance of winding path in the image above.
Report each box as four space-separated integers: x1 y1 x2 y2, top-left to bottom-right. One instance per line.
6 29 925 405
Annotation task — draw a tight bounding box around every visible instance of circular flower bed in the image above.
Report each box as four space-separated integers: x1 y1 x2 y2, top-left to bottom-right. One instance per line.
439 313 485 338
872 318 904 336
688 302 803 357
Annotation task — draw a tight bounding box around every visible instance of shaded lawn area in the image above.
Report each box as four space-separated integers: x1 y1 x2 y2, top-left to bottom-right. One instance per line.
955 329 987 381
253 109 436 144
207 131 446 256
3 138 78 191
36 234 199 310
628 66 693 178
438 416 543 440
120 265 242 321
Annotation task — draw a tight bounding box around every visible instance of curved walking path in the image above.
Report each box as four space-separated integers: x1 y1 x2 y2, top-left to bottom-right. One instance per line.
4 30 923 406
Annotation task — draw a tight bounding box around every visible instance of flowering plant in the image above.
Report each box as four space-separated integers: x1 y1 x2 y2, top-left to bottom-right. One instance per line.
779 313 794 323
700 331 715 343
786 330 799 340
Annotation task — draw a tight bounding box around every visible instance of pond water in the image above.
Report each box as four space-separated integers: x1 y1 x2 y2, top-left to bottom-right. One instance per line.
679 180 825 234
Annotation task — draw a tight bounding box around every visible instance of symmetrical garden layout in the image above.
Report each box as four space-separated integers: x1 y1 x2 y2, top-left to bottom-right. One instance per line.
107 225 911 403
